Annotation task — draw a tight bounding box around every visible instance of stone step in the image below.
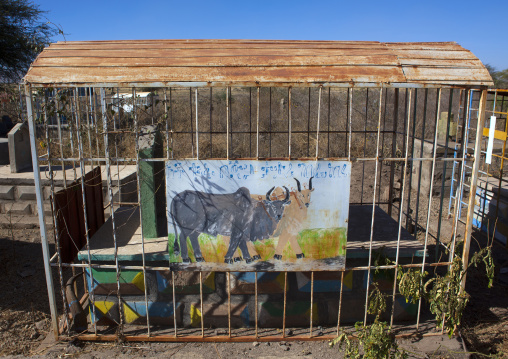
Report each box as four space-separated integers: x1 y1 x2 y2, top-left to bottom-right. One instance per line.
0 185 15 200
0 214 53 229
1 202 32 215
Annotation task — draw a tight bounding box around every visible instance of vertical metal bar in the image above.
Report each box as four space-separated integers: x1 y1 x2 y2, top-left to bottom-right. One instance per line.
269 87 272 157
377 89 388 206
170 88 174 159
348 88 353 161
195 88 199 160
436 89 455 261
344 89 349 157
327 88 331 157
84 88 94 169
100 88 124 334
249 87 252 157
388 89 400 216
283 271 287 337
255 271 258 338
43 93 70 335
336 270 344 336
209 88 213 158
133 88 151 336
200 271 204 337
288 87 292 159
74 87 98 335
92 89 100 160
461 90 488 288
361 89 369 204
54 90 67 189
25 85 60 339
226 87 230 160
256 87 260 159
390 89 413 327
189 88 194 158
310 271 314 337
227 272 231 338
114 89 121 196
172 271 177 337
416 90 442 330
308 88 311 157
315 86 322 159
164 89 170 158
405 89 418 230
414 89 429 236
364 88 384 324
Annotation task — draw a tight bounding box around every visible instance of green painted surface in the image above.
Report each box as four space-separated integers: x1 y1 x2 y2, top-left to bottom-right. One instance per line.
140 147 158 239
139 126 165 239
91 268 141 283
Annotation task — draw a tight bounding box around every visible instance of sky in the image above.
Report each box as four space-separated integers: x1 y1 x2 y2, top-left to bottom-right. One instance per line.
37 0 508 70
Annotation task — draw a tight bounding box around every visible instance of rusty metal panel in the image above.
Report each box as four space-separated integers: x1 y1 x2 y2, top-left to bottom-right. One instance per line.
24 40 494 87
24 65 407 84
54 167 104 263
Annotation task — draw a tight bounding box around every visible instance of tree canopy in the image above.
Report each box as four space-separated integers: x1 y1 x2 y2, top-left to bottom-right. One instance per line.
0 0 57 82
485 64 508 89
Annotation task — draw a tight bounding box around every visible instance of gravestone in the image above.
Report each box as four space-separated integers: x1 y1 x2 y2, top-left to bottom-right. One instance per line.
139 125 166 238
438 112 457 140
8 122 32 173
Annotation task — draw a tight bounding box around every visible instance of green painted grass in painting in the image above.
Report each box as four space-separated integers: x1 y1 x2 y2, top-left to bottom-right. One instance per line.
168 228 347 262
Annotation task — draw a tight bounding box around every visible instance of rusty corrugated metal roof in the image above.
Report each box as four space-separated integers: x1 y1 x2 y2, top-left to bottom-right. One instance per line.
23 40 494 87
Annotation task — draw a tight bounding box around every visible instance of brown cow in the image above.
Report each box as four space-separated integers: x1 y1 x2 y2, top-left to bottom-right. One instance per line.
273 178 314 260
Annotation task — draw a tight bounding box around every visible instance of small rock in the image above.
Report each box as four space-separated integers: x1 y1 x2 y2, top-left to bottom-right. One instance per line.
285 329 293 336
266 342 271 346
30 333 40 340
252 342 259 347
317 330 324 336
284 346 290 351
35 320 45 330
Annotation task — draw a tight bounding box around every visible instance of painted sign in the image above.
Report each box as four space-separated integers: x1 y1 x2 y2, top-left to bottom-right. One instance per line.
166 160 350 271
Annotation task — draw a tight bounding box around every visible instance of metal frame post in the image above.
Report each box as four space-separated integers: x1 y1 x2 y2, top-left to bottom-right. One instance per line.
25 84 60 338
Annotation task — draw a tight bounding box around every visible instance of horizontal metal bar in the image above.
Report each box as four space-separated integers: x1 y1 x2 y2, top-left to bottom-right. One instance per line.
73 331 447 343
51 261 452 272
26 81 488 90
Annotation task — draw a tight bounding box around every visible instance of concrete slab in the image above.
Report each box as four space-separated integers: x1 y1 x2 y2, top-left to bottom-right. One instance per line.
0 138 8 165
0 164 136 187
0 185 14 200
16 185 36 200
77 207 168 262
3 202 32 215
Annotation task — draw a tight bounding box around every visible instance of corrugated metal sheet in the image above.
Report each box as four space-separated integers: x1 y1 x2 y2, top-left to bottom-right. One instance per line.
23 40 493 87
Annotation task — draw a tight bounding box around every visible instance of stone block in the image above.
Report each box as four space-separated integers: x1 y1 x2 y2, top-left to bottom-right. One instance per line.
229 272 285 294
16 186 36 200
0 138 9 165
43 186 63 200
4 202 31 215
296 271 353 293
0 185 14 200
438 112 456 140
8 123 32 173
258 301 318 327
33 203 52 216
156 271 215 294
187 302 249 328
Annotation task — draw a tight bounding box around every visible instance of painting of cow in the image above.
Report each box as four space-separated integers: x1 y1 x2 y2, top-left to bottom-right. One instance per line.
273 177 314 260
170 186 291 263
